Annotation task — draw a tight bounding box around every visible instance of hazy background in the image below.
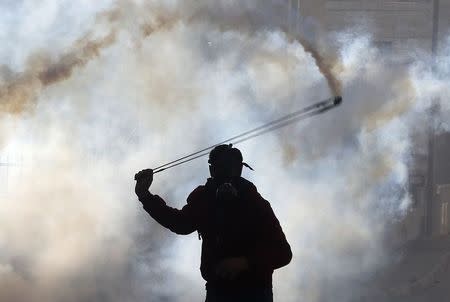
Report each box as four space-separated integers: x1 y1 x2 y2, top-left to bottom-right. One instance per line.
0 1 449 301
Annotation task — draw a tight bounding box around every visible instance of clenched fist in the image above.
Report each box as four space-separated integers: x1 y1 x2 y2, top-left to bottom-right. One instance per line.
134 169 153 197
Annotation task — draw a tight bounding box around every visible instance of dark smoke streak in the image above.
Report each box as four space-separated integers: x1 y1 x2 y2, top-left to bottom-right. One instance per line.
0 31 116 115
188 3 343 96
0 2 342 116
294 36 342 96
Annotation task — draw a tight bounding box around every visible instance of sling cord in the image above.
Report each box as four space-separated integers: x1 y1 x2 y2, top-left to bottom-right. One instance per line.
148 96 342 175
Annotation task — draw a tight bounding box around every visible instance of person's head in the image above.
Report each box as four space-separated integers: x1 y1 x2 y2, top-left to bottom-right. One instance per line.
208 144 244 181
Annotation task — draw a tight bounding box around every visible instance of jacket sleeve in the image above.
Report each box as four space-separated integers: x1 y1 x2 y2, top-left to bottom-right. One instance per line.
138 188 201 235
247 191 292 272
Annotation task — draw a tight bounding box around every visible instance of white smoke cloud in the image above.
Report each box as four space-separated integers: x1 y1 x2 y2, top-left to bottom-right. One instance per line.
0 0 115 72
0 1 449 302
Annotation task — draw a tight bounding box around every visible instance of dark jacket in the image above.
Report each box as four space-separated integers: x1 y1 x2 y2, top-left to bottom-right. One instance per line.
138 177 292 291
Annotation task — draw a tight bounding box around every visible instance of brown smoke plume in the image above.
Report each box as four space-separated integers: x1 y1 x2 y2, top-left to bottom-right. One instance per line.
0 31 116 115
193 2 343 97
0 7 124 115
294 37 342 96
0 4 191 117
111 0 343 97
0 2 342 117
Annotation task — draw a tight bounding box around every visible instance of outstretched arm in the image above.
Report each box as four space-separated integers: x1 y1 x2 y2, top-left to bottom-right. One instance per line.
135 169 197 235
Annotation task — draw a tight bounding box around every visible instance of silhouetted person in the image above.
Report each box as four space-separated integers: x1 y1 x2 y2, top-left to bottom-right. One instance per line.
134 144 292 302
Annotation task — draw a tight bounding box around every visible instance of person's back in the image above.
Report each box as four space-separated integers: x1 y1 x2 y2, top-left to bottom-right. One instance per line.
135 144 292 301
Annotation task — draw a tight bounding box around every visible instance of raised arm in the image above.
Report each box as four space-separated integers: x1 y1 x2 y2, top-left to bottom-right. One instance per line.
134 169 198 235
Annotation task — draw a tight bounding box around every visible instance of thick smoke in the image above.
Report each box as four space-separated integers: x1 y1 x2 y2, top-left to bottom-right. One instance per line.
0 1 449 302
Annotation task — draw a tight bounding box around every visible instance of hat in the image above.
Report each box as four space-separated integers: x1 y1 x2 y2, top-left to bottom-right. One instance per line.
208 144 253 170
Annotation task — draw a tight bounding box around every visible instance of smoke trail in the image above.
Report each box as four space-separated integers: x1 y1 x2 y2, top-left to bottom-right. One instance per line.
293 36 342 96
0 1 449 302
0 31 116 114
0 0 342 117
146 0 343 96
0 4 120 115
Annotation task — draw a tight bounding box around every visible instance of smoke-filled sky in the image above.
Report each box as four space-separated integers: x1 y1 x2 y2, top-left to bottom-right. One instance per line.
0 1 449 302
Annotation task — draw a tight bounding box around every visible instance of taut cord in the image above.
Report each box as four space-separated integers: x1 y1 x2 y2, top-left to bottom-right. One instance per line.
147 96 342 175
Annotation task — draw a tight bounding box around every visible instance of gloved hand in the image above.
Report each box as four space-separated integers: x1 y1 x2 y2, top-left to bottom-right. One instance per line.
134 169 153 197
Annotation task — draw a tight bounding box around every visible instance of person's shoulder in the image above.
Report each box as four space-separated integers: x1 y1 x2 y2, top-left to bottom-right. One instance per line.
238 176 254 186
190 185 207 195
237 177 264 203
237 177 257 192
186 184 208 204
238 177 274 207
